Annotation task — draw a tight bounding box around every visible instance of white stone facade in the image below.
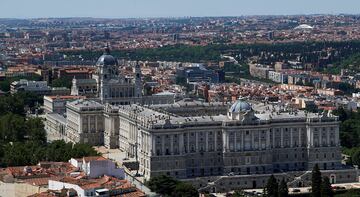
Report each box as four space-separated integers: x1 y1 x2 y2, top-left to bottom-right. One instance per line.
114 99 353 184
69 157 125 179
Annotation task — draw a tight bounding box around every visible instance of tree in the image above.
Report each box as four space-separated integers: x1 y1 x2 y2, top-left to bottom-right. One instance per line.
232 190 245 197
71 143 100 158
311 164 322 197
51 77 72 89
25 117 47 143
351 148 360 166
0 113 26 142
172 182 198 197
146 175 198 197
146 175 179 196
321 177 333 197
1 142 29 166
0 140 99 167
0 94 25 115
46 140 73 161
264 175 278 197
278 178 289 197
340 119 360 148
333 107 348 122
338 82 355 94
335 189 360 197
175 76 187 86
15 91 43 109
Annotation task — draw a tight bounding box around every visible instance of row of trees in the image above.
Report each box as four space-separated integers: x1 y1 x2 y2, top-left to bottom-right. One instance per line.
59 41 360 70
325 52 360 74
146 175 199 197
0 140 99 167
0 114 46 143
0 93 99 167
263 175 288 197
263 164 333 197
146 165 360 197
332 107 360 166
311 164 333 197
333 107 360 149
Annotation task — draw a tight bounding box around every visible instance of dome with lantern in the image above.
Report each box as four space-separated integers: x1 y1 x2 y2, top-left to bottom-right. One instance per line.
228 97 256 121
96 45 118 67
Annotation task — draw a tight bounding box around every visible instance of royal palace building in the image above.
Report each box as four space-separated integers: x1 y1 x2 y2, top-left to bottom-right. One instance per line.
114 98 358 192
45 49 358 193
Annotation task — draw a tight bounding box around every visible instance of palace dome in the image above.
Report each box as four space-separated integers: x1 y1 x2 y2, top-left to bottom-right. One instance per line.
229 98 252 113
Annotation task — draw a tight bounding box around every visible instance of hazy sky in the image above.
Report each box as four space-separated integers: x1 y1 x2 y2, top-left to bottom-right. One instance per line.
1 0 360 18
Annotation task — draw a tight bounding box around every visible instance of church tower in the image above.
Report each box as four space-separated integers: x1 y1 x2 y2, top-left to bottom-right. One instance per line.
134 62 142 98
93 45 118 103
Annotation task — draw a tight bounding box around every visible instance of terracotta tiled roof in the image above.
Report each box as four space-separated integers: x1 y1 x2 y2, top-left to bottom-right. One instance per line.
24 176 62 186
1 162 76 180
81 156 107 162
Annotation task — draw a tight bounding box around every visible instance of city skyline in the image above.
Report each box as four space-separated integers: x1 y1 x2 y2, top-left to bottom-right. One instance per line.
1 0 360 19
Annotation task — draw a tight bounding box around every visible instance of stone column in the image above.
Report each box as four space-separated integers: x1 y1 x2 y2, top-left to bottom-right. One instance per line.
225 132 229 151
170 134 174 155
241 131 244 151
161 135 165 155
234 132 237 151
252 131 255 150
147 134 150 154
327 129 330 147
281 129 284 148
88 115 91 133
273 129 275 148
206 132 209 152
290 128 293 148
298 129 302 147
311 129 314 148
267 130 271 149
335 127 340 146
214 131 217 151
258 131 261 150
195 132 199 152
152 136 156 156
179 134 184 154
187 133 190 152
319 129 322 147
222 131 226 151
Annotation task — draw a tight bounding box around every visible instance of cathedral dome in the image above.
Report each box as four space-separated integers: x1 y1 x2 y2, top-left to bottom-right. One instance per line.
229 97 252 113
96 46 117 66
97 54 117 66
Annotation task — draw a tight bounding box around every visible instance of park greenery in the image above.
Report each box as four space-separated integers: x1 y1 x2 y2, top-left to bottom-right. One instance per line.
332 107 360 166
262 165 335 197
58 41 360 73
325 52 360 74
146 175 199 197
0 93 99 167
263 175 288 197
0 75 42 92
51 76 73 89
311 164 334 197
